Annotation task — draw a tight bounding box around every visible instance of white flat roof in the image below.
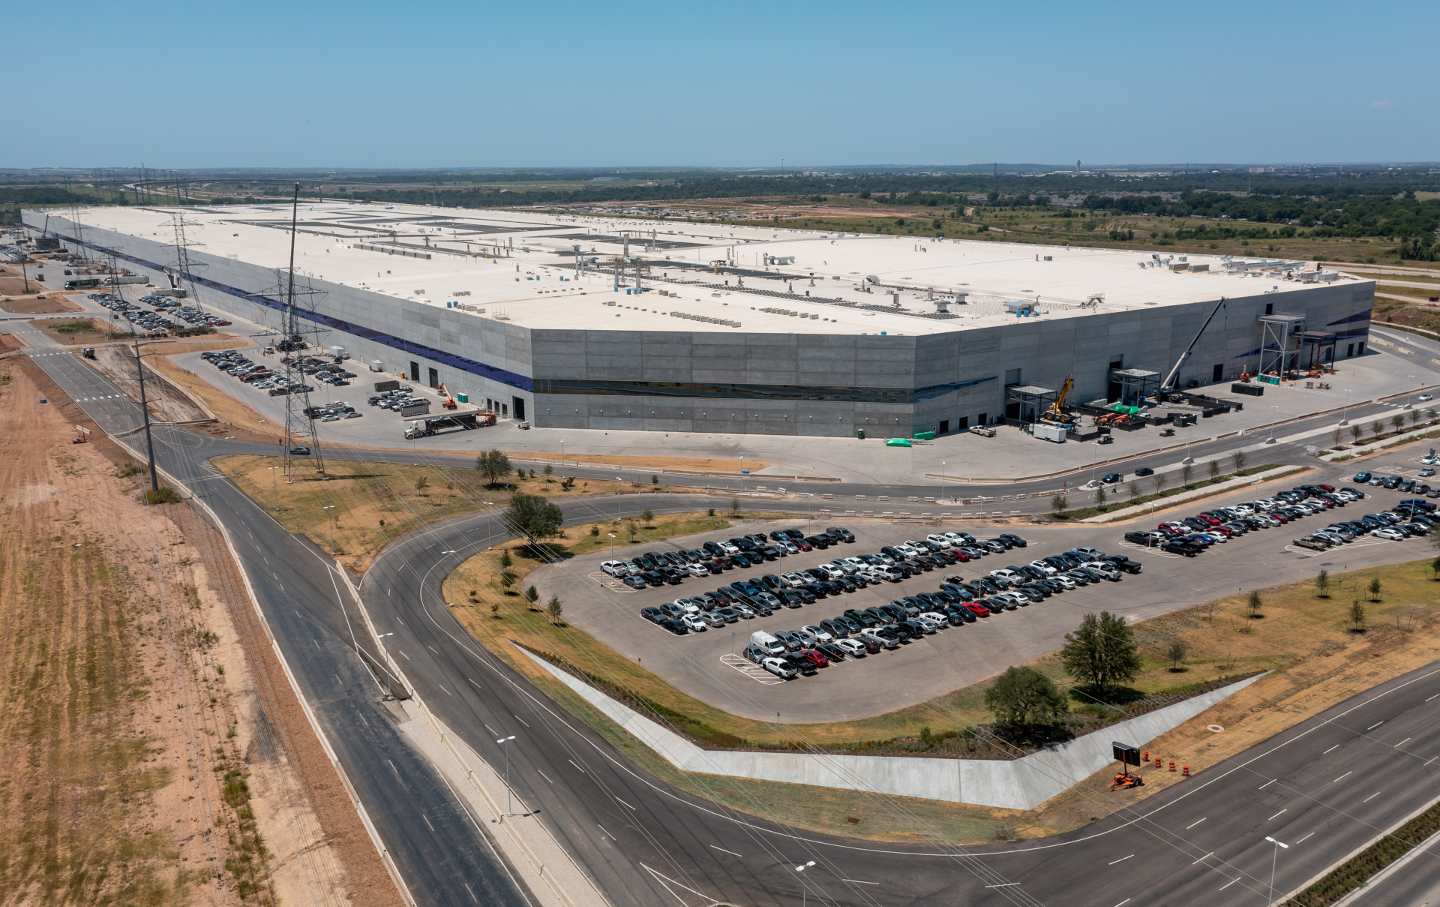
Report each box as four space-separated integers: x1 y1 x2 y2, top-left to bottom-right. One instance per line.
64 201 1365 336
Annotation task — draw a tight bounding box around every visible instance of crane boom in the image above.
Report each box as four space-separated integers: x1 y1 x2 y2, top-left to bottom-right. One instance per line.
1161 296 1227 392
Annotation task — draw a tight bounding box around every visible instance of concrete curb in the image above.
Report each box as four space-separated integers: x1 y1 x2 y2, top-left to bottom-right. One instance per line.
1277 792 1440 906
518 647 1262 811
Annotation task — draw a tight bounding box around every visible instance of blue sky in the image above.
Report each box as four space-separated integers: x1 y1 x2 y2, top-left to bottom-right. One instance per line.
8 0 1438 168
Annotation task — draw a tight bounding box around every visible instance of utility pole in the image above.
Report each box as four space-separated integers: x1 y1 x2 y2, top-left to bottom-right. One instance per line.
133 339 160 493
19 258 30 294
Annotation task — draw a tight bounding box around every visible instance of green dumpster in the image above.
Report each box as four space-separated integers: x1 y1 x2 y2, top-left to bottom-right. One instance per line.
913 430 937 441
856 429 866 440
885 438 913 448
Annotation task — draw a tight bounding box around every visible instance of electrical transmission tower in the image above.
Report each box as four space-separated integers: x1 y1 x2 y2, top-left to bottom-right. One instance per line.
278 183 327 481
167 183 208 312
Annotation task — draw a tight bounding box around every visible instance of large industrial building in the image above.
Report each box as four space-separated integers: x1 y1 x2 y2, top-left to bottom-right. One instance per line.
23 203 1374 437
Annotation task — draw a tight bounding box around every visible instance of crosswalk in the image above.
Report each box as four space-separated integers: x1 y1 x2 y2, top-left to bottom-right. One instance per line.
74 394 126 403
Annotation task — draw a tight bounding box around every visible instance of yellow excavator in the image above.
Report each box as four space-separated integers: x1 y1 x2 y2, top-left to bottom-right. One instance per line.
1043 376 1075 424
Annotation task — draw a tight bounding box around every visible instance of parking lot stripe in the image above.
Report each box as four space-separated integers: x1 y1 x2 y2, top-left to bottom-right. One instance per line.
709 844 742 858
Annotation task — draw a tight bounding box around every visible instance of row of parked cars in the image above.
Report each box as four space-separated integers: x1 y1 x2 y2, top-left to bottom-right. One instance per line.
734 545 1142 680
284 354 357 387
1353 471 1439 496
1122 482 1368 556
1293 497 1436 550
143 294 231 330
202 349 313 397
369 386 428 411
637 528 1043 637
89 292 178 336
608 526 860 591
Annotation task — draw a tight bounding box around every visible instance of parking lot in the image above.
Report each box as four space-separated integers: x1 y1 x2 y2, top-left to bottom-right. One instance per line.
530 462 1436 723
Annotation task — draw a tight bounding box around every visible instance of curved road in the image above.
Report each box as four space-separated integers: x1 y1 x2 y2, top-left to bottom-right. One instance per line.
7 320 1440 906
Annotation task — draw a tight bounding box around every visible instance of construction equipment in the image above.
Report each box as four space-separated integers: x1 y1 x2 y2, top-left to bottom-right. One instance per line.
1160 296 1227 393
81 346 96 360
71 424 90 444
439 383 458 410
1042 377 1075 424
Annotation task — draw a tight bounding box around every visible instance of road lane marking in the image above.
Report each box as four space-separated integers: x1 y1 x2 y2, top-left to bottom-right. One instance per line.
1367 721 1385 731
1396 738 1412 748
1323 744 1339 755
463 882 478 904
615 796 637 811
844 879 881 886
386 759 399 779
985 882 1021 888
536 769 553 785
514 714 530 727
709 844 742 858
1296 832 1316 845
397 649 411 661
1363 791 1383 804
1218 878 1240 891
427 644 439 656
1267 808 1288 821
1108 854 1134 866
482 722 497 735
422 813 435 833
597 824 615 841
1185 817 1207 830
569 758 586 773
1258 778 1277 790
1111 900 1132 907
1333 771 1353 783
437 684 452 697
1426 693 1439 702
1426 756 1438 767
1192 851 1214 865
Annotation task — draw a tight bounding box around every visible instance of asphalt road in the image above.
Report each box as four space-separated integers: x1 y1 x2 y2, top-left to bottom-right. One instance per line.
7 320 1440 906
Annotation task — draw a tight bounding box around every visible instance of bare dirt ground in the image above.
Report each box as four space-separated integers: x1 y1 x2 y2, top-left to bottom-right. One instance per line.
0 332 22 354
29 317 130 347
147 350 282 439
0 359 389 906
0 292 81 315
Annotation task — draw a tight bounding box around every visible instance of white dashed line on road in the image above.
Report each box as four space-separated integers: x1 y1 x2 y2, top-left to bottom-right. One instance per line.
1218 878 1240 892
536 769 553 785
1333 771 1353 783
1267 809 1288 822
1367 721 1385 731
1192 851 1214 866
422 813 435 833
569 758 586 774
709 844 742 858
1396 738 1412 748
1363 791 1383 804
1323 744 1339 755
1108 854 1134 866
1258 778 1277 790
1296 832 1316 845
1185 817 1207 831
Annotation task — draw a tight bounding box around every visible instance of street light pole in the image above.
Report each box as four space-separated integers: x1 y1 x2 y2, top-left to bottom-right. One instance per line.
1265 835 1289 903
133 339 160 494
795 860 815 907
497 735 517 818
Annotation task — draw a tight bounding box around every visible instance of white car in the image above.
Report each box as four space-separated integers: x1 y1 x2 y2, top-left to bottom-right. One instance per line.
782 572 808 588
835 638 868 658
895 543 921 558
943 531 969 546
861 627 899 649
1052 575 1077 590
762 657 797 679
682 613 708 632
601 560 629 577
677 598 703 614
919 611 950 628
1028 560 1057 576
817 563 846 581
718 541 740 555
1372 527 1405 540
686 563 710 578
926 533 953 548
802 624 834 644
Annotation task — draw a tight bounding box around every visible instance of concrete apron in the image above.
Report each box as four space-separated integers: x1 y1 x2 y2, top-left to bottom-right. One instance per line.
519 646 1262 811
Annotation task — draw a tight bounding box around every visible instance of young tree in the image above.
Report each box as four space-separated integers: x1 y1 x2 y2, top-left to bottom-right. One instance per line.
1432 556 1440 582
506 493 563 545
1232 450 1247 472
524 585 540 610
499 572 515 593
1368 575 1383 602
1315 568 1330 599
650 474 660 486
475 449 513 487
489 600 501 619
1209 460 1220 481
730 498 741 516
1060 612 1141 692
543 462 554 477
499 549 513 570
589 524 600 537
1181 463 1193 487
641 508 655 526
1350 599 1367 633
1167 639 1189 672
546 595 564 625
1247 589 1263 619
1349 424 1362 443
1153 473 1167 495
1052 493 1069 515
984 667 1068 728
1094 486 1106 506
414 475 430 494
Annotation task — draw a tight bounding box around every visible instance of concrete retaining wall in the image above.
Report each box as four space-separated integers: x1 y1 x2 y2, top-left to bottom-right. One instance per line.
520 646 1262 810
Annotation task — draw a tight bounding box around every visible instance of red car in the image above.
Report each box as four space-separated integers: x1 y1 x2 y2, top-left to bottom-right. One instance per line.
965 603 991 618
800 648 829 667
950 549 971 562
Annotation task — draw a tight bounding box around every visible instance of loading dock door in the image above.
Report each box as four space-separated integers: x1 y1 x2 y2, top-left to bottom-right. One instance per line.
1212 363 1224 383
512 397 526 421
427 367 439 388
409 361 419 381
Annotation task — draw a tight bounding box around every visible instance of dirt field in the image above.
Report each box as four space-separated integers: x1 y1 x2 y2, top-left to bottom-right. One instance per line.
0 332 22 354
0 359 387 906
30 317 130 346
147 351 280 437
0 293 81 315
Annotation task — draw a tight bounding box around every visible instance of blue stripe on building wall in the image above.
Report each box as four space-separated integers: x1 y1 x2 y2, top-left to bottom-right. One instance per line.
60 232 536 393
